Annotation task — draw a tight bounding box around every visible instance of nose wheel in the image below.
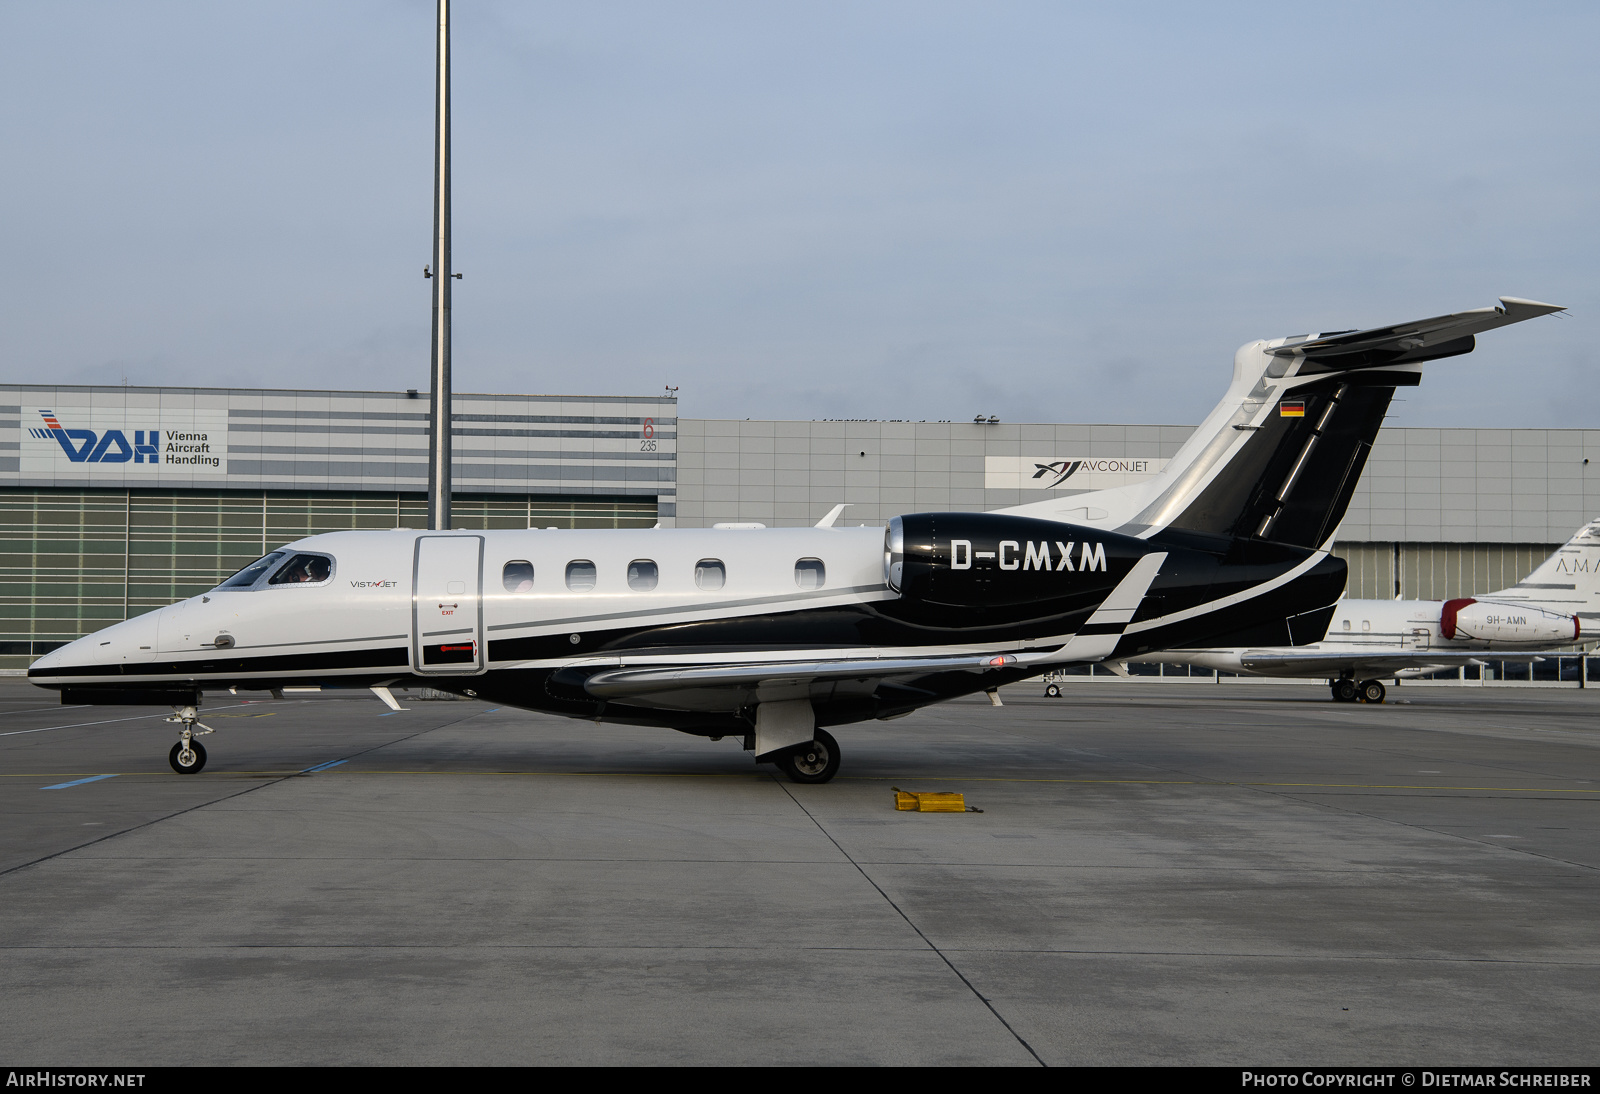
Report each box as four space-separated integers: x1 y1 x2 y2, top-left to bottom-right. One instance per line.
169 739 207 773
166 705 214 774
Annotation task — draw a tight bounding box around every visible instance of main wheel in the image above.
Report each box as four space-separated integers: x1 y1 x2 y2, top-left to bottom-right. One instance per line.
1360 679 1387 704
776 729 840 785
1332 679 1359 703
169 739 207 774
1044 684 1061 698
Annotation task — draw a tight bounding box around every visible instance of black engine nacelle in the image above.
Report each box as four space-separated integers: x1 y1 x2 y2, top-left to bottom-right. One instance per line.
885 512 1154 612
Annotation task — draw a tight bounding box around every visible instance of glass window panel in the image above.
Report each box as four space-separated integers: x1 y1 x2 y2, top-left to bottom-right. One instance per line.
216 552 287 590
695 559 725 591
627 560 659 592
503 560 535 593
566 560 597 592
794 558 825 590
268 553 334 586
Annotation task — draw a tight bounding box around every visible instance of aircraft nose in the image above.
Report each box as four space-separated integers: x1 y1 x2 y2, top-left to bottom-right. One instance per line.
27 610 163 683
27 632 94 679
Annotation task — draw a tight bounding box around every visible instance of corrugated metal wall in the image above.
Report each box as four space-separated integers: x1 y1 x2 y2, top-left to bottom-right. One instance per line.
1333 542 1563 601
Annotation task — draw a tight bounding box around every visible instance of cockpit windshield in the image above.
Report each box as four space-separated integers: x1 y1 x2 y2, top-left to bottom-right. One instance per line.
215 551 287 590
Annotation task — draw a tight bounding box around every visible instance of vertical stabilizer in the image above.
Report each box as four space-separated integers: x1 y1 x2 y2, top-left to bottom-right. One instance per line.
1483 518 1600 621
993 298 1564 547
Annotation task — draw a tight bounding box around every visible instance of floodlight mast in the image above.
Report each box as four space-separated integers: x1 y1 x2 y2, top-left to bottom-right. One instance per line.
427 0 452 530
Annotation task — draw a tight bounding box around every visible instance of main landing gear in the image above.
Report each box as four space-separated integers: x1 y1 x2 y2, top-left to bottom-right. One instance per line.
775 729 841 785
1330 678 1386 704
167 705 214 773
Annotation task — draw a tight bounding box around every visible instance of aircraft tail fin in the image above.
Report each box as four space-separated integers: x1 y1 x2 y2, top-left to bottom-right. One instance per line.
995 298 1563 549
1484 518 1600 615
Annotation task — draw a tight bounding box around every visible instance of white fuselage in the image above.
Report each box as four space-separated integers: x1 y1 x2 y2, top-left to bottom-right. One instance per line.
1136 596 1581 676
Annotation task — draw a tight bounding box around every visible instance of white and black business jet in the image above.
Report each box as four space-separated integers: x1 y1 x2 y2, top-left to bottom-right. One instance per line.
1128 516 1598 702
28 297 1563 782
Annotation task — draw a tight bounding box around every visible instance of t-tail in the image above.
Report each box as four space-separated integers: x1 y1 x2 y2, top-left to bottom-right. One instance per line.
998 297 1565 548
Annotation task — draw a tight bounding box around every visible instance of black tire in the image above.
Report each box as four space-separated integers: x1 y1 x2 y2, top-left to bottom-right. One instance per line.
1333 679 1360 703
169 739 207 774
1360 679 1387 704
1045 684 1061 698
776 729 840 785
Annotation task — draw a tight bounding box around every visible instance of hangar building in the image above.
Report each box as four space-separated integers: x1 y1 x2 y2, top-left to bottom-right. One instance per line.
3 382 1596 676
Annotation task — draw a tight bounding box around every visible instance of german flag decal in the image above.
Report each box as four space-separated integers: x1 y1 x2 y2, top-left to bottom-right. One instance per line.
1279 400 1305 417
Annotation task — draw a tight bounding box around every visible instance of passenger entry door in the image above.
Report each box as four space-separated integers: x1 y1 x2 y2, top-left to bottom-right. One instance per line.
412 535 485 675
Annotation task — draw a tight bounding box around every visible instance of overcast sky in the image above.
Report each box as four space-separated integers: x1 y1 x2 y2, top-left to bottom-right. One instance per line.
2 1 1595 427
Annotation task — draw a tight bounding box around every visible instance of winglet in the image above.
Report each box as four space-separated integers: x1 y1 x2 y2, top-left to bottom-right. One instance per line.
1498 297 1565 319
815 503 852 528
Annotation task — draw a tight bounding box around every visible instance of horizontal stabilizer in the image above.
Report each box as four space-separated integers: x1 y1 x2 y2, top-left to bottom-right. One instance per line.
1271 297 1564 370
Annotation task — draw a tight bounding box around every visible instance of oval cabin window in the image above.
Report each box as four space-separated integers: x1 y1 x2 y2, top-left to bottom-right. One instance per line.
628 559 659 592
794 558 825 590
503 560 535 593
695 559 726 591
566 560 597 592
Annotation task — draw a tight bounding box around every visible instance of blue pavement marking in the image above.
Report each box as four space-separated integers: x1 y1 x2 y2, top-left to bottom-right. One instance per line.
378 711 398 716
301 759 348 774
42 774 120 790
484 708 500 713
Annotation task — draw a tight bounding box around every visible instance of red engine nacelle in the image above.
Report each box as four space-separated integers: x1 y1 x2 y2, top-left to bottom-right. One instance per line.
1440 598 1579 643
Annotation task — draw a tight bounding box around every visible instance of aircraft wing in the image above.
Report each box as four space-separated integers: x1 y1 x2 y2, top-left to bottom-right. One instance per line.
1270 297 1564 369
1238 650 1546 677
580 652 1022 701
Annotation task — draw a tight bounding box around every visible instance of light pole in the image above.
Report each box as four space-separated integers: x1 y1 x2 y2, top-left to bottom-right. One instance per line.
426 0 453 530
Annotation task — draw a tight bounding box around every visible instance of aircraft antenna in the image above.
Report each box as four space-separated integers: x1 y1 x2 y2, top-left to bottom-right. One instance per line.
426 0 453 530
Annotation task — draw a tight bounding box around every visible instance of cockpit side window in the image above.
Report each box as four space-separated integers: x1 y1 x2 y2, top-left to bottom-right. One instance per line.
267 552 335 586
503 560 535 593
216 551 288 590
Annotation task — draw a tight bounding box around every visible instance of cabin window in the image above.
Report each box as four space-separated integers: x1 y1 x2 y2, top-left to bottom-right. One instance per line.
566 560 597 592
1362 620 1371 632
1342 619 1351 631
627 559 659 592
503 560 535 593
695 559 726 591
216 551 287 590
267 553 333 586
795 558 825 590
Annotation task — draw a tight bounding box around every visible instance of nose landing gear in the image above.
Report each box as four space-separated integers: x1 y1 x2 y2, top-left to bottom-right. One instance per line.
166 705 214 774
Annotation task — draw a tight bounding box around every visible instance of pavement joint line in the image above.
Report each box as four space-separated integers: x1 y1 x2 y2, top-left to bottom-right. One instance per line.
7 770 1594 795
0 943 1595 965
0 710 486 882
1222 774 1600 875
0 700 263 738
773 775 1048 1067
